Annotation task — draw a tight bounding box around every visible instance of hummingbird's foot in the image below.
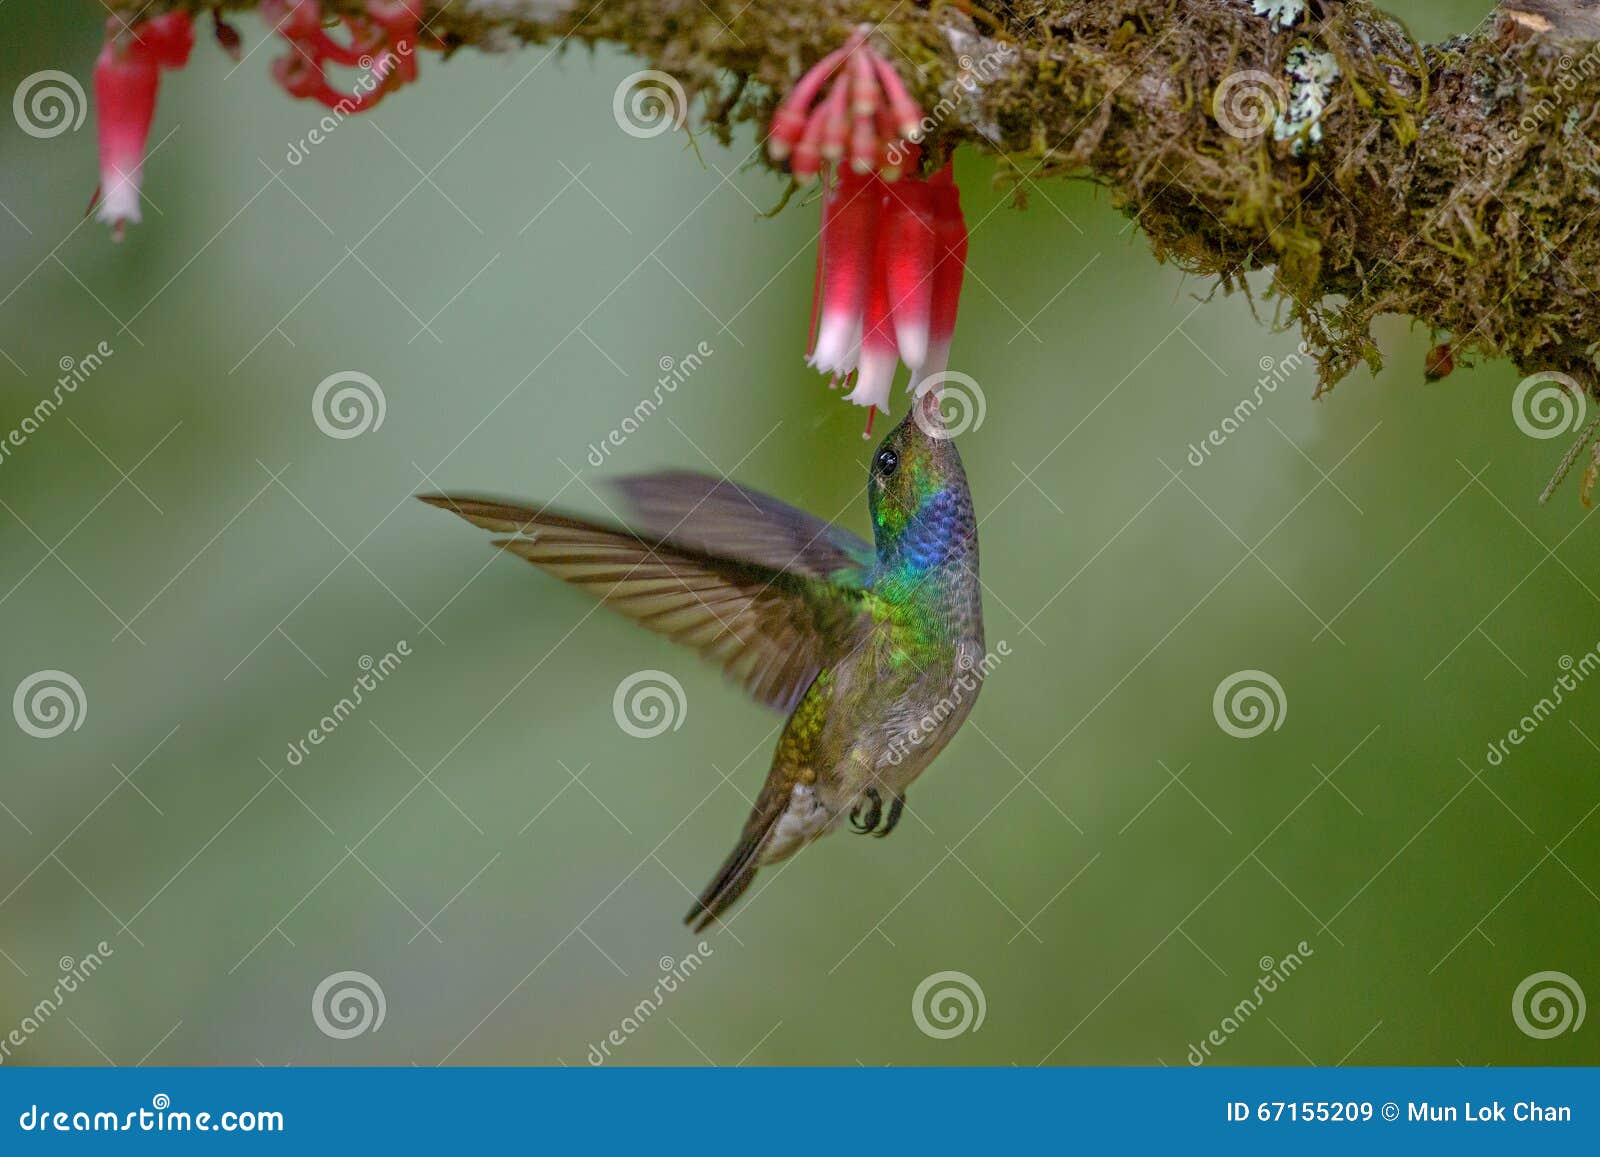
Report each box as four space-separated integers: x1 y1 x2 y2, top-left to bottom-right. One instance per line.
873 792 906 838
849 788 906 836
849 787 883 834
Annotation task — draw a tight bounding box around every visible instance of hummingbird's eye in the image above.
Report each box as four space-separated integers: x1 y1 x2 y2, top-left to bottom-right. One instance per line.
874 447 899 478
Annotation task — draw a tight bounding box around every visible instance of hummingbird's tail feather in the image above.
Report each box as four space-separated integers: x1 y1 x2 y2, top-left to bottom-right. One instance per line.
685 833 764 934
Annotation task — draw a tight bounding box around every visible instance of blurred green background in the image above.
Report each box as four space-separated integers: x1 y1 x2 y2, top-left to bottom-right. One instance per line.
2 1 1597 1067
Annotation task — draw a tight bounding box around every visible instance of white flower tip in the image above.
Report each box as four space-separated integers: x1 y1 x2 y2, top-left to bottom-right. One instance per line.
811 315 862 376
894 320 930 371
96 180 142 230
846 352 896 412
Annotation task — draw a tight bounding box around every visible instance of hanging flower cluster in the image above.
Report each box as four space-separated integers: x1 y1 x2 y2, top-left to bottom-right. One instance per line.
92 13 194 239
767 25 924 184
773 30 971 432
809 164 967 427
263 0 423 112
91 1 430 237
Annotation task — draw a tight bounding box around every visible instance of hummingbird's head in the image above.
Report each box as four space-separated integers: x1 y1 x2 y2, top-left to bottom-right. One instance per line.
867 388 971 562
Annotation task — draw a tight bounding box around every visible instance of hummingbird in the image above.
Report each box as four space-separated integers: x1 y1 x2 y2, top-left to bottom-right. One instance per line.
419 390 985 932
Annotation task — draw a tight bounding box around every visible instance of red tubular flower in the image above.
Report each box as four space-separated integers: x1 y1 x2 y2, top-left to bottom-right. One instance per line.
92 13 194 239
264 0 423 112
879 178 938 372
846 221 899 415
768 26 924 183
809 171 881 379
914 162 968 392
781 32 969 429
807 163 968 424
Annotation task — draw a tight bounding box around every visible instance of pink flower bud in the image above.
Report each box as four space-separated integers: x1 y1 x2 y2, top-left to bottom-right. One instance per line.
92 14 192 238
768 27 923 183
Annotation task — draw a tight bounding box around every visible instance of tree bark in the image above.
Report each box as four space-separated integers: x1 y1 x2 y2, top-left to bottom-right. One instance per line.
149 1 1600 403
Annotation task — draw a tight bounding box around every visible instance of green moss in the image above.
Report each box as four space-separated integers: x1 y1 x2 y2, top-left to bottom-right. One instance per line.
152 0 1600 399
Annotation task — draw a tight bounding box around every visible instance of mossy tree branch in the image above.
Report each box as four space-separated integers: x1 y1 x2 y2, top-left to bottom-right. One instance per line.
153 1 1600 400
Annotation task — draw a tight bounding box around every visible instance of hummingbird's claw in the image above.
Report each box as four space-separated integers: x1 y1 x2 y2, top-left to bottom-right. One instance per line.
850 787 906 836
873 792 905 838
850 787 883 833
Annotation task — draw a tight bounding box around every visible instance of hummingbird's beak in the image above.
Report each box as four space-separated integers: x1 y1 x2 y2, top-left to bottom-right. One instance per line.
910 380 947 438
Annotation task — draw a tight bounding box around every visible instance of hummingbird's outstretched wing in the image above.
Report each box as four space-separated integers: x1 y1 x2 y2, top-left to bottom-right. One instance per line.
610 471 876 581
418 493 874 713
